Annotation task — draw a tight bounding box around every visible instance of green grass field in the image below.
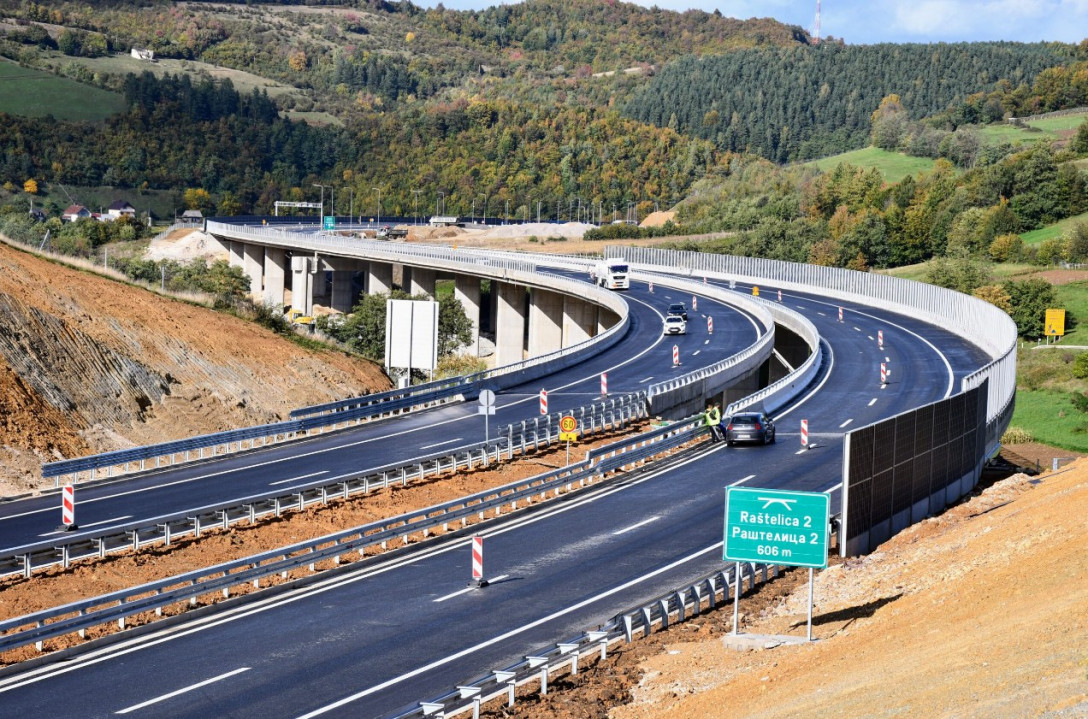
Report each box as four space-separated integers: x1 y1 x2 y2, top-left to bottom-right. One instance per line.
1053 282 1088 344
0 59 125 121
1009 388 1088 453
806 147 937 183
1020 209 1088 245
976 123 1054 145
1028 113 1088 132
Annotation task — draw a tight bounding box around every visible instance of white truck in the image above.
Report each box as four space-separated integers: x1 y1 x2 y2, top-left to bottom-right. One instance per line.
590 258 630 290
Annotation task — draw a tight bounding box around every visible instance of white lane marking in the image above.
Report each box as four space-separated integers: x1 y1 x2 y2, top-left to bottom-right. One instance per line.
795 448 808 455
115 666 250 714
839 419 853 429
853 326 862 332
421 438 463 450
613 516 660 535
868 398 878 406
692 350 701 356
638 376 655 384
867 335 874 341
731 475 756 486
885 356 890 362
294 543 722 718
38 516 132 537
433 575 510 603
824 482 843 494
269 471 329 486
816 311 826 317
704 339 710 345
0 444 725 697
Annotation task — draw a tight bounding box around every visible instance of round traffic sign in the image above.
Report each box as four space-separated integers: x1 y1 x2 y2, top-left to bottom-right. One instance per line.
559 415 577 433
479 389 496 407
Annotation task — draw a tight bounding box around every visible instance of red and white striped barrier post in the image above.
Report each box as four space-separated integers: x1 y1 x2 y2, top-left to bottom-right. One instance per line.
539 388 548 415
878 330 884 350
707 316 714 334
672 345 680 367
648 281 654 293
838 306 843 323
692 295 698 312
778 289 782 302
600 372 608 397
880 362 887 385
61 484 76 530
471 535 487 587
801 419 809 450
703 276 708 284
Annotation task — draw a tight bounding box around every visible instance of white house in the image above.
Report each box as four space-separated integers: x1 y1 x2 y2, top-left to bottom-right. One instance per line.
131 48 154 61
106 200 137 220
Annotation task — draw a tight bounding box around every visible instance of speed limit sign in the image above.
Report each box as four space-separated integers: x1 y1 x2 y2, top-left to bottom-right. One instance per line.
559 415 578 441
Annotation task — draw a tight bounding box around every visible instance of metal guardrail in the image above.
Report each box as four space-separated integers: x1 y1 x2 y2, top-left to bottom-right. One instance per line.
40 224 632 484
389 561 781 719
610 246 1017 454
0 402 709 658
5 394 648 579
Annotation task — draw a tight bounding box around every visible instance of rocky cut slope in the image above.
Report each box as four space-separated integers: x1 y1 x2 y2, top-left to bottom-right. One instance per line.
0 239 390 495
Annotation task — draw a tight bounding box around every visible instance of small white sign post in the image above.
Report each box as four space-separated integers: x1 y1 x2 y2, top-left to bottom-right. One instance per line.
478 389 496 444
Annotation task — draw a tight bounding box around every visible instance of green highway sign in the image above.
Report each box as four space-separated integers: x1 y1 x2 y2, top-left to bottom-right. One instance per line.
323 215 336 230
724 487 829 568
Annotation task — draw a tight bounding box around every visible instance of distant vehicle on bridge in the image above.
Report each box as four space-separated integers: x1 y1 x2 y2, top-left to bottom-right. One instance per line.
428 215 461 227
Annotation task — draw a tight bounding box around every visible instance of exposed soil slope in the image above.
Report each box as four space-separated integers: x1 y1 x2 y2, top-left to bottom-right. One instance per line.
0 239 389 495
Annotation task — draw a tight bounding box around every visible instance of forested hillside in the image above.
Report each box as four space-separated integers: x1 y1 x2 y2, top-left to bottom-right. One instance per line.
625 42 1075 161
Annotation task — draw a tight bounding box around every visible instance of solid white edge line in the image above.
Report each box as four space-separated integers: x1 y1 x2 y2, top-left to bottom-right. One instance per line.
269 471 330 486
293 543 722 719
612 516 660 535
420 438 463 450
433 575 510 603
730 475 756 486
115 666 250 714
38 516 132 537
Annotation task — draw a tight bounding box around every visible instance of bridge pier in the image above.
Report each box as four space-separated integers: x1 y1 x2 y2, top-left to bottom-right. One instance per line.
263 246 285 306
367 262 393 296
290 255 315 316
529 288 564 356
494 281 526 366
454 275 481 356
562 296 597 347
329 258 365 313
243 243 264 298
409 267 436 298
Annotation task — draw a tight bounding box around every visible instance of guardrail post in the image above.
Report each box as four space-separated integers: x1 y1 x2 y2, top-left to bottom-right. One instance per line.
640 606 653 637
622 615 634 643
23 553 31 579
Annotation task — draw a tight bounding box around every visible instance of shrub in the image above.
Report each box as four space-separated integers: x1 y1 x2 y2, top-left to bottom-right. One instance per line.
1074 352 1088 379
1001 426 1034 444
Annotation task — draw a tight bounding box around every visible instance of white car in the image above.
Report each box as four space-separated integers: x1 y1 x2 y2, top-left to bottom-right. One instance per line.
663 315 687 335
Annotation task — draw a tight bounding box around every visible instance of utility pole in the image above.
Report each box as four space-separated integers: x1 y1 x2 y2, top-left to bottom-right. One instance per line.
371 187 381 226
312 184 328 221
342 187 353 224
413 189 422 225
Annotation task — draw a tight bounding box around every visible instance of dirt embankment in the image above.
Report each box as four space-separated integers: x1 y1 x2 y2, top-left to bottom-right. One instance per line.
0 239 390 495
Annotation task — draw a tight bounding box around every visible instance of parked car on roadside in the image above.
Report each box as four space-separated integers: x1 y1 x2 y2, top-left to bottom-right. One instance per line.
724 412 776 446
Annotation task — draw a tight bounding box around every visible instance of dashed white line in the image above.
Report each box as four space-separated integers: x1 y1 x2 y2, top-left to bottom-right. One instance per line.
868 398 878 406
692 350 701 356
116 667 250 714
613 516 660 535
839 419 853 429
421 438 463 450
269 471 329 486
433 575 510 603
638 376 655 384
730 475 756 486
704 339 710 345
853 326 862 332
39 515 132 537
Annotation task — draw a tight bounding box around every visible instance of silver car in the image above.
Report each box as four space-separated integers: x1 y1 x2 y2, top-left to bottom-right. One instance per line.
663 315 687 335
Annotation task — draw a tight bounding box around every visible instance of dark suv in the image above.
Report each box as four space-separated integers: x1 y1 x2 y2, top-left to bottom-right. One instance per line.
725 412 776 446
666 302 688 320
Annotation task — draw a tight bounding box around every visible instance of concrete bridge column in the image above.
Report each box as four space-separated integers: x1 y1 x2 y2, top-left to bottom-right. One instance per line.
454 275 481 355
409 267 437 298
494 281 526 366
329 258 365 313
368 262 393 295
597 308 619 335
563 296 597 347
528 289 564 357
228 241 244 269
263 247 285 306
243 243 264 298
290 255 314 316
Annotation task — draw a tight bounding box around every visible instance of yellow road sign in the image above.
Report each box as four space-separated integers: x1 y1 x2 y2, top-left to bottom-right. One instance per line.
752 285 760 296
1046 308 1066 336
559 431 579 442
559 415 577 433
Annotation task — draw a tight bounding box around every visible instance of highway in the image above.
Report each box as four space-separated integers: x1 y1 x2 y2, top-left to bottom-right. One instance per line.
0 281 763 554
0 285 992 718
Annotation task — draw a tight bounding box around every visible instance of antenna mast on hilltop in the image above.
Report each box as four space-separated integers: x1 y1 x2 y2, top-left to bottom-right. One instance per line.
812 0 821 44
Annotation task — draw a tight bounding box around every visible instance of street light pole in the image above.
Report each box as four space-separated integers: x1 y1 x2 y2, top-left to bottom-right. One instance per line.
312 183 328 222
371 187 381 226
342 187 354 225
413 189 422 225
